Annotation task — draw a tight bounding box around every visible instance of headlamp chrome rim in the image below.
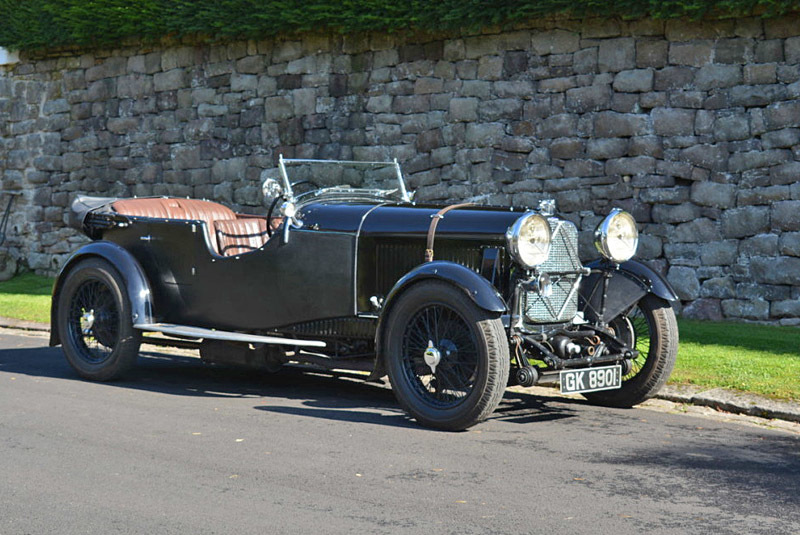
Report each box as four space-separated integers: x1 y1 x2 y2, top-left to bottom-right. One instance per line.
594 208 639 263
505 213 552 269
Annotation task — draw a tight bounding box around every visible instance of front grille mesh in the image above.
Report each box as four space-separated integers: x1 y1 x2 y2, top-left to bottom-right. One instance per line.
524 219 582 324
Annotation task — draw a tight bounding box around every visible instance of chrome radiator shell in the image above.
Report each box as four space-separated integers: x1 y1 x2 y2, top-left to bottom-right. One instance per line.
523 219 583 324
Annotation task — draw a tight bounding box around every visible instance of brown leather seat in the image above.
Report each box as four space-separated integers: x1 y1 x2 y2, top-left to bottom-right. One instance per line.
111 197 238 254
214 218 270 256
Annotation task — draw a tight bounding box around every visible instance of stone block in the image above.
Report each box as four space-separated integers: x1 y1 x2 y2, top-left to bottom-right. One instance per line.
700 241 739 266
503 51 528 77
652 203 701 224
730 84 787 107
85 56 127 82
728 149 790 172
679 144 729 171
695 64 742 90
764 100 800 129
198 103 228 117
715 38 751 64
772 200 800 230
721 299 769 320
786 36 800 64
613 69 653 92
477 56 503 80
653 108 695 136
549 138 583 159
573 48 597 74
594 112 648 137
264 96 293 122
740 234 778 256
700 276 736 298
565 84 611 112
465 123 504 147
586 138 628 159
750 256 800 285
667 266 700 300
538 114 577 138
762 128 800 150
605 156 656 176
392 95 430 114
690 181 736 208
779 232 800 257
531 30 579 55
292 88 316 116
771 300 800 318
637 40 668 68
770 161 800 184
682 298 723 320
478 99 522 121
563 159 604 177
755 39 784 63
162 46 195 70
598 38 635 72
639 186 689 204
714 114 750 141
414 77 443 95
493 81 534 98
744 63 777 85
673 217 721 242
669 41 713 66
154 69 188 92
231 73 258 92
721 206 770 238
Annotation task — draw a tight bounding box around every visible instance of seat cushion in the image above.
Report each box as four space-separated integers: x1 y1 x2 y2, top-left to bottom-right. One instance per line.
215 218 270 256
111 197 238 254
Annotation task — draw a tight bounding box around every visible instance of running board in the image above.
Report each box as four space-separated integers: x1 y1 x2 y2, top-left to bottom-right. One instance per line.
135 323 326 348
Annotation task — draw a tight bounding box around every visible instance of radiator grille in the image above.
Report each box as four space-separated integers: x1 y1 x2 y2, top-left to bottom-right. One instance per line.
523 219 582 324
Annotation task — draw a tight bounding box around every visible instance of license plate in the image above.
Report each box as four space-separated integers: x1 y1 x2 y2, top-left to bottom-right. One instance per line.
559 365 622 395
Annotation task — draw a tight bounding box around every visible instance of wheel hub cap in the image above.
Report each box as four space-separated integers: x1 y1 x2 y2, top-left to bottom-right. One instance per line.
80 310 95 334
423 340 441 374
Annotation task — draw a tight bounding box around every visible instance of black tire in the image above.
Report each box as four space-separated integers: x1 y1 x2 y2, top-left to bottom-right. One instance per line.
57 258 141 381
584 294 678 407
384 280 509 431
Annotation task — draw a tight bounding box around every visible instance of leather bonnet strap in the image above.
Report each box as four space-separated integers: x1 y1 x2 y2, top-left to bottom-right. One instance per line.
424 203 474 262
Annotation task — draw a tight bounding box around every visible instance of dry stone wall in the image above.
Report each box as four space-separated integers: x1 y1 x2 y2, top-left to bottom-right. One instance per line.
1 15 800 323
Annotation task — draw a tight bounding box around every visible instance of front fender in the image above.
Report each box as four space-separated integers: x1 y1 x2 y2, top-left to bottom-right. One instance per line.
579 259 678 323
50 241 155 346
368 261 507 380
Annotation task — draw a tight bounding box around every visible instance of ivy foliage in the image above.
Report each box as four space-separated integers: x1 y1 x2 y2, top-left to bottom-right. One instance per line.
0 0 797 51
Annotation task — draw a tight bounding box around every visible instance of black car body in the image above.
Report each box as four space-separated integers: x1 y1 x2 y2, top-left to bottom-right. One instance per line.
51 158 679 430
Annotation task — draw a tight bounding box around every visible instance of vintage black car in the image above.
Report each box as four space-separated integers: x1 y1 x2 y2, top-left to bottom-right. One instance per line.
51 158 679 430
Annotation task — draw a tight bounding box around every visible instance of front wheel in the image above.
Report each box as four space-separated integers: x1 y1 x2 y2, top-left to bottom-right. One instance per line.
584 294 678 407
57 258 141 381
384 281 509 431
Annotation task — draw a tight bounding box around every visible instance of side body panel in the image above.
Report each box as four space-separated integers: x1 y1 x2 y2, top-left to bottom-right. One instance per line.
97 214 356 331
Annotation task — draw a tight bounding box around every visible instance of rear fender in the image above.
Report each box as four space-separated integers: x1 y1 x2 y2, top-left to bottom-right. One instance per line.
49 241 154 346
369 261 507 380
579 259 678 323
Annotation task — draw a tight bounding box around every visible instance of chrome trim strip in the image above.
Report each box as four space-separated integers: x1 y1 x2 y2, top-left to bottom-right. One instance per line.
135 323 327 348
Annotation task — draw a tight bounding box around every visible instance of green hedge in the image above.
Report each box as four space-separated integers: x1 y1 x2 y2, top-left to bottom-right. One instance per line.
0 0 797 51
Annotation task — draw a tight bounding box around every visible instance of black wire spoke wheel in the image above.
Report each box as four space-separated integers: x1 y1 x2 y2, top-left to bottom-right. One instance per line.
67 278 120 363
401 304 480 409
57 258 141 381
385 281 509 431
584 293 678 408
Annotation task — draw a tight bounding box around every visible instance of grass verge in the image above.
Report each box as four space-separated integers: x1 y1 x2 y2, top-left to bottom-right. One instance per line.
674 318 800 401
0 273 798 401
0 272 54 324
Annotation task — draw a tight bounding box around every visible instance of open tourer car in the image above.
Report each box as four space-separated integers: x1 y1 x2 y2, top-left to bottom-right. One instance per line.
52 157 679 430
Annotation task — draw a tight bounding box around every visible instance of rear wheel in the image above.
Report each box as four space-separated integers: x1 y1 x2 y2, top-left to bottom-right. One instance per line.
384 281 509 431
584 294 678 407
57 258 141 381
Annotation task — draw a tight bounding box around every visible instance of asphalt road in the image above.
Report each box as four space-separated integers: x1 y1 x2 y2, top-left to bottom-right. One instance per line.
1 330 798 535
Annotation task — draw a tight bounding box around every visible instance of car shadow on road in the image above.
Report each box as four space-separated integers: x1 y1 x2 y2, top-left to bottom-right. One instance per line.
0 344 580 430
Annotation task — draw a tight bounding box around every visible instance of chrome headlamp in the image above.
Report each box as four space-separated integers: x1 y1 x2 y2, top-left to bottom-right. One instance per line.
594 208 639 263
506 213 552 269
